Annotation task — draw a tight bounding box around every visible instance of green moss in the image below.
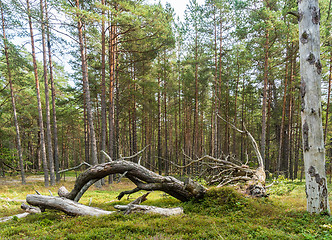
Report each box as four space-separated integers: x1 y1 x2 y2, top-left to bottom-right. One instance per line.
0 180 332 239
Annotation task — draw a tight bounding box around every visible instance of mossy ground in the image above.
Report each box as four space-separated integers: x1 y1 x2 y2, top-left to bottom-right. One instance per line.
0 174 332 239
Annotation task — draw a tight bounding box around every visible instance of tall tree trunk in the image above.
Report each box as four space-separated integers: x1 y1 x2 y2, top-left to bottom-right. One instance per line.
265 79 272 172
193 24 199 160
99 0 107 185
1 1 25 184
157 69 162 175
100 0 107 167
278 46 289 174
232 48 240 157
163 69 169 175
218 14 223 157
261 12 269 163
45 0 60 182
213 8 218 157
108 6 117 183
324 50 332 142
27 0 49 187
75 0 99 188
40 0 55 186
131 62 137 163
298 0 330 213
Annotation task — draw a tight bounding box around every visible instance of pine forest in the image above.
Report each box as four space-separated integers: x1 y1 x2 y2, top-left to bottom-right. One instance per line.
1 0 332 211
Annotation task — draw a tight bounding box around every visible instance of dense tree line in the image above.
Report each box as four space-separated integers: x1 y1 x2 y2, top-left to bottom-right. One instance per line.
0 0 331 186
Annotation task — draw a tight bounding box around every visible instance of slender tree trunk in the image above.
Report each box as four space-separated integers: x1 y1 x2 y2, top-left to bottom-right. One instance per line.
278 47 289 174
84 101 89 164
131 62 137 163
298 0 330 213
261 17 269 163
157 68 162 175
324 50 332 142
100 0 107 169
218 14 223 156
213 8 218 157
1 1 25 184
40 0 55 186
265 80 272 172
163 70 169 175
232 48 240 157
98 0 107 185
44 0 60 182
108 6 117 183
76 0 98 166
27 0 49 187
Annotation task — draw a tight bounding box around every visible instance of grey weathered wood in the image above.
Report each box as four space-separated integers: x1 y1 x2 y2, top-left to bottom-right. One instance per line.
0 212 30 223
298 0 330 213
114 204 183 216
26 194 183 217
58 160 206 202
26 194 115 216
21 203 41 213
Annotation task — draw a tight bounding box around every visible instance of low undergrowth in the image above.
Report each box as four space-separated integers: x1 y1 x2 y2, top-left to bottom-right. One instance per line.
0 175 332 239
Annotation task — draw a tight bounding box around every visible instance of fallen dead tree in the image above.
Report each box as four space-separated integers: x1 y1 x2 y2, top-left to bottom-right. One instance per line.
17 120 267 220
0 203 41 223
114 204 183 216
172 115 267 197
57 152 206 202
24 193 183 217
26 194 116 216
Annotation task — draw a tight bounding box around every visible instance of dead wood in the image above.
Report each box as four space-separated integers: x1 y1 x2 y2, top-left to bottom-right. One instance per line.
26 194 116 216
58 161 91 174
21 203 41 214
114 204 183 216
58 157 206 202
0 203 41 223
170 115 267 198
25 192 182 217
0 212 30 223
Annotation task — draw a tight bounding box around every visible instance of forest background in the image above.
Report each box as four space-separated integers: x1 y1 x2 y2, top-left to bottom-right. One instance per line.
1 0 332 186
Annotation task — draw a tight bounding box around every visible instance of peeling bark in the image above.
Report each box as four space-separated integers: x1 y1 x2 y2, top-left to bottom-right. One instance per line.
298 0 330 214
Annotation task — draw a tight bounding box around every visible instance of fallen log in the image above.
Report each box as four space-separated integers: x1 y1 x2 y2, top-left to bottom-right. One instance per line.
114 204 183 216
25 194 183 217
0 203 41 223
58 160 206 202
0 212 30 223
26 194 115 216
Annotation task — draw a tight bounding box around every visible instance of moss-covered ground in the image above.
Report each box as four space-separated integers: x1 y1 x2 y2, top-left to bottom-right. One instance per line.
0 174 332 239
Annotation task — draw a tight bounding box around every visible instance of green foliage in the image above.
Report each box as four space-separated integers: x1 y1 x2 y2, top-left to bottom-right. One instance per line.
1 180 331 239
267 176 299 196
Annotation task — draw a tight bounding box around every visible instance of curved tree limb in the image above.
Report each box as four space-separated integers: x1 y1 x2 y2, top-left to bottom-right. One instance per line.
58 160 206 202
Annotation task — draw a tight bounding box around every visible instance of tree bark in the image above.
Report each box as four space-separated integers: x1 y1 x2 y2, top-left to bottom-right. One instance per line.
58 160 206 202
75 0 99 169
27 194 115 216
1 1 26 184
45 0 60 183
277 44 289 174
261 5 269 163
114 204 183 216
27 0 49 187
108 5 117 182
25 194 183 217
100 0 107 171
40 0 55 186
298 0 330 213
324 50 332 142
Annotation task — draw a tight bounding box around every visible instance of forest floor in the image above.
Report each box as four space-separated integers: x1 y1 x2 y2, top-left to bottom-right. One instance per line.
0 173 332 239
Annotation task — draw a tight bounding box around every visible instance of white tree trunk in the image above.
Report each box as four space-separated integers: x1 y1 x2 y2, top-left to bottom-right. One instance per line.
298 0 330 213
